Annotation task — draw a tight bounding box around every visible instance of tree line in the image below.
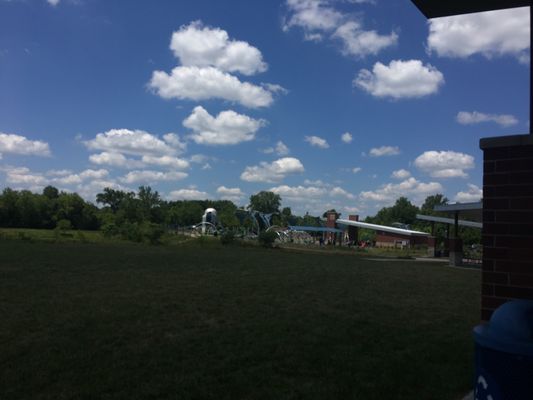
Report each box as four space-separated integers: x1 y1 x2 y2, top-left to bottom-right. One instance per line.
0 186 479 245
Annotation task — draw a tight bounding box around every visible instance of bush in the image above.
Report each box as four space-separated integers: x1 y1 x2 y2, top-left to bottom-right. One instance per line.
144 223 165 245
56 219 72 231
258 230 278 248
220 230 235 246
101 222 120 238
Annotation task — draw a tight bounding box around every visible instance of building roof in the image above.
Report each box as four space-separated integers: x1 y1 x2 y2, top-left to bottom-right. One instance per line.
288 225 344 234
411 0 529 19
336 219 429 237
434 201 483 222
416 214 483 229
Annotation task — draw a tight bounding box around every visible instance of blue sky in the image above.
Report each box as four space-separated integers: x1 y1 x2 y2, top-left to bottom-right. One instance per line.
0 0 529 217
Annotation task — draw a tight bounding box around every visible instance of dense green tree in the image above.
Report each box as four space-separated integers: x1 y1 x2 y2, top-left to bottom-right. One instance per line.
420 194 448 216
96 188 133 212
42 185 59 200
248 191 281 214
365 197 419 227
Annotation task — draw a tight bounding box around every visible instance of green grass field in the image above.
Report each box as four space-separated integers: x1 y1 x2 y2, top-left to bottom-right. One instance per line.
0 237 480 400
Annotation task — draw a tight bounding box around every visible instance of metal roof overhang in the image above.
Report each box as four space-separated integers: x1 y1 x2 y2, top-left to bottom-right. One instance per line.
416 214 483 229
434 201 483 222
288 225 344 234
336 219 429 237
411 0 529 19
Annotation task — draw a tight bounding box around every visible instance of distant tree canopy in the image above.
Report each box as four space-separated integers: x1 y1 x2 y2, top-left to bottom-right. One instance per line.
365 197 418 227
248 191 281 214
0 187 98 230
0 185 481 246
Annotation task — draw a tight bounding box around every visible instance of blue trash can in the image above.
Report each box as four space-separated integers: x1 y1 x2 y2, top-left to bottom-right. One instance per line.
473 300 533 400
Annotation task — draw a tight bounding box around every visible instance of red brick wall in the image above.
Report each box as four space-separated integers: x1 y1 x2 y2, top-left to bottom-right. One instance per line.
481 138 533 321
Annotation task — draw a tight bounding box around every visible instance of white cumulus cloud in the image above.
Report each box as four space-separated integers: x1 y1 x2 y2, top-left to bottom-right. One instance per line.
414 150 474 179
391 169 411 179
305 135 329 149
427 7 530 62
354 59 444 99
0 132 51 157
168 188 209 201
456 111 518 127
359 177 443 205
284 0 397 57
120 170 188 184
332 20 398 57
369 146 400 157
47 0 60 6
341 132 353 143
89 152 144 169
216 186 245 202
454 184 483 203
84 129 180 157
240 157 305 183
170 21 267 76
149 66 275 109
141 155 189 169
183 106 266 145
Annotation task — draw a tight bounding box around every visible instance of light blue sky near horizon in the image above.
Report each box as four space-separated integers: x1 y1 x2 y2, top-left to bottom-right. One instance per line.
0 0 529 217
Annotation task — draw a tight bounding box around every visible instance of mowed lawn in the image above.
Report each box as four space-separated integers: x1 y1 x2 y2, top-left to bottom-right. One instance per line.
0 239 480 400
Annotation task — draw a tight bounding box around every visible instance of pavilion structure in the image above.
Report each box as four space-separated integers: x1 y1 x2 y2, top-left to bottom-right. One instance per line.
411 0 533 321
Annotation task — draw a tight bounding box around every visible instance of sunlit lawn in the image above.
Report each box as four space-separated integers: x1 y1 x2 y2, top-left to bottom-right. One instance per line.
0 238 480 399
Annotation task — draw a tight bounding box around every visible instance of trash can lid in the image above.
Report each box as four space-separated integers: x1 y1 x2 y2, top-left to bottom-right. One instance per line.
474 300 533 356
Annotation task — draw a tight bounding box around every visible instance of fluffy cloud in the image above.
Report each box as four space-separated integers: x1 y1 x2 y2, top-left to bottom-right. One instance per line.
120 170 188 184
352 167 362 174
391 169 411 179
47 0 60 6
168 188 209 201
270 184 327 199
414 150 474 178
369 146 400 157
52 169 109 186
170 21 267 76
354 60 444 99
454 184 483 203
240 157 305 183
269 184 354 201
0 132 51 157
341 132 353 143
3 166 48 187
149 66 275 108
84 129 182 157
427 7 530 62
359 177 443 205
216 186 245 202
332 20 398 57
305 135 329 149
284 0 397 57
456 111 518 127
183 106 266 145
89 152 144 169
262 141 290 156
141 155 189 169
330 186 355 199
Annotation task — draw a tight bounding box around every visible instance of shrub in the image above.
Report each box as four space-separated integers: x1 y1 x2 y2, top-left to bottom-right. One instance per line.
101 223 120 238
56 219 72 231
144 223 165 245
220 230 235 246
258 230 278 248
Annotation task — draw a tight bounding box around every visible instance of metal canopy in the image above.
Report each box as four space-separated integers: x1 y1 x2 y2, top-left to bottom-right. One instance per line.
336 219 429 237
411 0 529 19
416 214 482 229
434 201 483 222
